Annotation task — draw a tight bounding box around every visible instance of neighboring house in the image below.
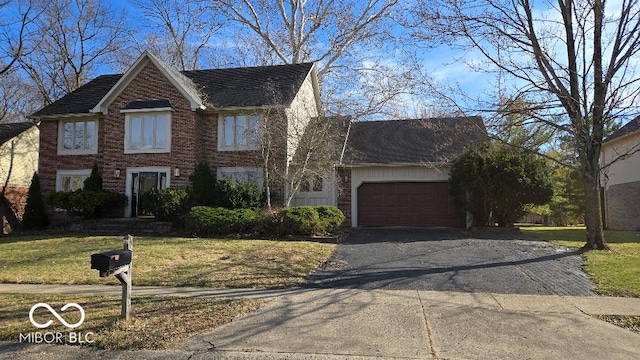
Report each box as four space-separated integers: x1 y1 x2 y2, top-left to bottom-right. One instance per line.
336 117 487 228
0 122 39 232
600 116 640 231
31 51 321 218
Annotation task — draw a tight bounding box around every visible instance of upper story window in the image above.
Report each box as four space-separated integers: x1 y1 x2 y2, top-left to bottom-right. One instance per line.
122 109 172 154
58 120 97 155
219 114 260 151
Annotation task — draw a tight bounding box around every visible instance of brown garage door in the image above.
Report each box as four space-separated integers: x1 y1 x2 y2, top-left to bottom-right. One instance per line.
357 182 465 227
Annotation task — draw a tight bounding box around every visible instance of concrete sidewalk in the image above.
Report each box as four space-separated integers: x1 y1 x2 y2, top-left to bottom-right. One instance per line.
0 283 293 300
1 285 640 359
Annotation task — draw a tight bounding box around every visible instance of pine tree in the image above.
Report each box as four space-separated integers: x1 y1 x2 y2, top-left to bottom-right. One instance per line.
20 172 49 230
83 163 102 191
189 162 217 206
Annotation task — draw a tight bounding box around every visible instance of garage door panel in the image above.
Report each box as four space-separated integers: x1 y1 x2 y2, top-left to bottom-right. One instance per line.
357 182 464 227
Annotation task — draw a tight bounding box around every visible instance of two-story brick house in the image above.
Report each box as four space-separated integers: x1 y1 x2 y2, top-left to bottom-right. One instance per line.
31 51 322 217
32 50 488 228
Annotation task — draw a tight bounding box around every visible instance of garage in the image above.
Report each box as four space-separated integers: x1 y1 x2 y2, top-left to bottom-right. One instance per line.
357 182 465 227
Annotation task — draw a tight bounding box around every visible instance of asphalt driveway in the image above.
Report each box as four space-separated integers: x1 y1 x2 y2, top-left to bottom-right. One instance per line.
306 228 595 296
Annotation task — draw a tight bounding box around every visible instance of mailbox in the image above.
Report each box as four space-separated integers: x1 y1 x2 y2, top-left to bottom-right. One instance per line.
91 249 132 272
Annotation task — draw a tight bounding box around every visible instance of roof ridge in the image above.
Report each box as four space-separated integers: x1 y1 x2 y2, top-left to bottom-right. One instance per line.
181 62 314 74
352 116 481 123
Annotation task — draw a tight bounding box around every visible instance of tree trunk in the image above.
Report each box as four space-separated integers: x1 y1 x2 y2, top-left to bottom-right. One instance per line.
1 195 20 232
582 170 607 250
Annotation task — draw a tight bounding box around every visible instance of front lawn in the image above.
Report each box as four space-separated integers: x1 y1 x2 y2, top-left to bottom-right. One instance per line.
520 226 640 297
0 293 262 349
0 234 335 289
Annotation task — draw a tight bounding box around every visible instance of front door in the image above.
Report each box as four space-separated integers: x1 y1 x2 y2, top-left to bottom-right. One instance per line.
130 171 167 217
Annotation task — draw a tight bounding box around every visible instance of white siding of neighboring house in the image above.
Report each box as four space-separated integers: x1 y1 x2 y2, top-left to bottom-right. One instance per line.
600 131 640 187
0 125 39 188
349 165 451 227
600 130 640 230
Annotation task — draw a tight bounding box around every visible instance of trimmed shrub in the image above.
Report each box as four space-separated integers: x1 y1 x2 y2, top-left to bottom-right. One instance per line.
253 207 284 235
316 206 345 231
185 206 257 235
20 172 49 230
141 188 191 223
279 206 321 235
46 190 128 219
215 178 264 209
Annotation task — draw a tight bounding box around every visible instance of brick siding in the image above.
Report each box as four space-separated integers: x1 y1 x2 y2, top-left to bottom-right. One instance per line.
2 186 27 233
606 180 640 231
39 62 290 214
337 167 351 224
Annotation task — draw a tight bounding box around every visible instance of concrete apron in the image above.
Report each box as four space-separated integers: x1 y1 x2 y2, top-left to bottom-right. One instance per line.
178 289 640 360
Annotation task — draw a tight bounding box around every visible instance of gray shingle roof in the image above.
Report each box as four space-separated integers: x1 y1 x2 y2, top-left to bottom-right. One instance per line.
31 74 123 117
183 63 314 108
0 122 36 145
606 116 640 142
342 117 487 165
31 62 315 117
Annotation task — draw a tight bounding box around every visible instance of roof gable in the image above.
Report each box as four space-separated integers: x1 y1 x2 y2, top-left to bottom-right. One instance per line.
91 50 205 114
342 117 487 165
0 122 36 145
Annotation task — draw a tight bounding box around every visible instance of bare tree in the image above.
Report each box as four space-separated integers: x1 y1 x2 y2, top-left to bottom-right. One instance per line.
259 110 347 207
0 0 41 76
132 0 223 71
18 0 129 105
256 81 347 208
213 0 417 118
412 0 640 250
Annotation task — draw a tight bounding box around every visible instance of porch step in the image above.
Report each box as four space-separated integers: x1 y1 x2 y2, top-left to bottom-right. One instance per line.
67 218 173 236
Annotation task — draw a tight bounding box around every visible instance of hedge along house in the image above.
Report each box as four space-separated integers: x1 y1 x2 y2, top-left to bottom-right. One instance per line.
31 51 322 218
337 117 488 228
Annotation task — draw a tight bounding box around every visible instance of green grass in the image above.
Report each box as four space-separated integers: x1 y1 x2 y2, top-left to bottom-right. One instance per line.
521 226 640 297
0 293 261 349
0 234 335 289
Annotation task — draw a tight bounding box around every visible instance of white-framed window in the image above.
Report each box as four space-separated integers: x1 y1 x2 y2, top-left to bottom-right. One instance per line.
56 169 91 192
218 114 260 150
123 110 172 154
58 119 98 155
300 174 324 193
217 167 263 188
